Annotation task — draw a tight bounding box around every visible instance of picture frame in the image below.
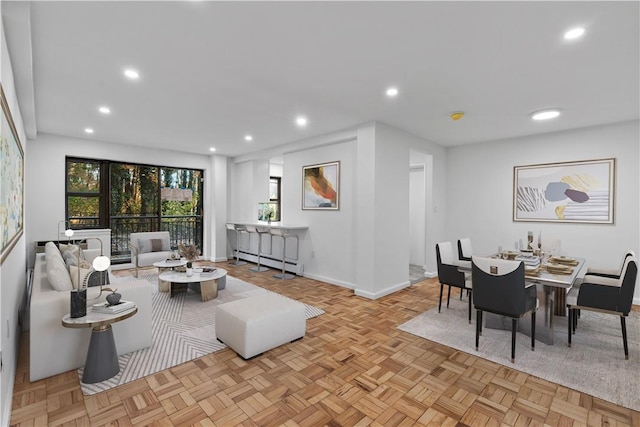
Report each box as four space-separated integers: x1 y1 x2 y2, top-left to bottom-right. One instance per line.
1 85 25 263
513 158 615 224
302 161 340 210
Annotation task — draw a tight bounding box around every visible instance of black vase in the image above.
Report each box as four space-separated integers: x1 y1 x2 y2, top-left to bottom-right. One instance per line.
70 289 87 318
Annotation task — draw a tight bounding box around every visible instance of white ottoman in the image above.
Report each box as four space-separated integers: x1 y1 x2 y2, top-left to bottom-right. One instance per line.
216 293 306 359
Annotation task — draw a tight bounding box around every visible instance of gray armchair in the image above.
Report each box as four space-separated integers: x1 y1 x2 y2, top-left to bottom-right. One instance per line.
472 256 537 363
129 231 172 277
567 255 637 359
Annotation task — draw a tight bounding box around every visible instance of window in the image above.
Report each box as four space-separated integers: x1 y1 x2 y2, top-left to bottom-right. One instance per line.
66 157 203 263
66 159 106 227
269 176 281 221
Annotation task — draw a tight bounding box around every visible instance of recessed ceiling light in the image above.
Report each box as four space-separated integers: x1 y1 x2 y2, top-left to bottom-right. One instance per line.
531 109 561 121
84 128 94 134
386 87 399 97
98 106 111 114
209 147 216 152
296 116 308 127
564 27 585 40
244 135 253 141
124 68 140 79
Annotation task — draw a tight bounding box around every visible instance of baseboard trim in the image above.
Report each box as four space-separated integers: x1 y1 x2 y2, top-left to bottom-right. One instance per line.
355 280 411 300
302 272 355 290
424 271 437 278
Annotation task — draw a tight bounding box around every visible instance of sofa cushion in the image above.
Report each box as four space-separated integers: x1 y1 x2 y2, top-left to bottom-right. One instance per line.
138 237 170 254
46 249 73 291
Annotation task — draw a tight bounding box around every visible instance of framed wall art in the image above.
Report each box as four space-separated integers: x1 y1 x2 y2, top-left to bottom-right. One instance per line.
513 158 615 224
302 161 339 210
1 85 25 263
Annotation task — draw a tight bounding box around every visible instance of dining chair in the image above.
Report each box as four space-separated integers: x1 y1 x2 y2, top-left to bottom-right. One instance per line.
572 250 635 327
567 255 637 359
472 256 538 363
457 238 473 300
436 241 473 323
584 250 635 280
457 238 473 261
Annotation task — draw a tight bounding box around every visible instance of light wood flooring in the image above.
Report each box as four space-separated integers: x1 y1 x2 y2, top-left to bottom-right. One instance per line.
10 262 640 426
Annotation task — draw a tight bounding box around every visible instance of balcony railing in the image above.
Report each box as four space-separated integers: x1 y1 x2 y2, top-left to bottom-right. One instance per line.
110 215 203 264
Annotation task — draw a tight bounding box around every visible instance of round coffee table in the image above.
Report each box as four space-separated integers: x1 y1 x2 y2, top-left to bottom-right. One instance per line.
153 259 188 292
158 268 228 302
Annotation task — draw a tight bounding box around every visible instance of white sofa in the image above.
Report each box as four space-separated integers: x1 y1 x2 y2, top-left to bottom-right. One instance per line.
129 231 173 277
30 250 153 381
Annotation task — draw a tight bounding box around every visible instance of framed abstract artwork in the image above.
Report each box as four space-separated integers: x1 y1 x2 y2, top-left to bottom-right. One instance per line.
302 161 339 210
1 85 25 263
513 158 615 224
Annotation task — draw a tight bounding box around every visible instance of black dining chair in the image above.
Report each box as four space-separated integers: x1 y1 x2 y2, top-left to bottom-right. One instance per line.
457 238 473 301
571 250 635 328
457 238 473 261
472 256 538 363
436 241 473 323
584 250 635 280
567 255 637 359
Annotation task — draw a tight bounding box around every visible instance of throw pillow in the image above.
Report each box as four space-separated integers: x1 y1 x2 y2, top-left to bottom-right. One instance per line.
63 250 91 270
46 250 73 291
58 243 81 256
150 238 164 252
138 237 170 254
86 270 110 287
70 265 94 290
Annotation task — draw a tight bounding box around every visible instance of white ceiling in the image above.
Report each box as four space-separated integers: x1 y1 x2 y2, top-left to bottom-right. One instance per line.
3 1 639 158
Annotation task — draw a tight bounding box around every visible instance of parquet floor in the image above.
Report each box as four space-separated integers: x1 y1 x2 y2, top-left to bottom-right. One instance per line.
10 262 640 426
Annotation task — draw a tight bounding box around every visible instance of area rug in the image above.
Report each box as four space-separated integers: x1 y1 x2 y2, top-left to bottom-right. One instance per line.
78 272 324 395
398 300 640 411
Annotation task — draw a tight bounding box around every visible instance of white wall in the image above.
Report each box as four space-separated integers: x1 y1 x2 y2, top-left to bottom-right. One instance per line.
25 133 218 265
446 120 640 303
229 121 445 298
0 19 28 427
284 138 357 288
228 160 270 224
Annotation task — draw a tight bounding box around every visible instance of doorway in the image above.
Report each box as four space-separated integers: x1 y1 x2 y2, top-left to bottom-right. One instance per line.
409 164 426 280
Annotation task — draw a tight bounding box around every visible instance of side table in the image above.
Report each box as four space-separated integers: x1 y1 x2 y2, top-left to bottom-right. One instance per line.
61 306 138 384
153 259 188 292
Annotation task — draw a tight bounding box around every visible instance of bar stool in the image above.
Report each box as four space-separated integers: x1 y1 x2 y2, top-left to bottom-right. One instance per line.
226 223 247 266
270 228 297 280
245 225 269 272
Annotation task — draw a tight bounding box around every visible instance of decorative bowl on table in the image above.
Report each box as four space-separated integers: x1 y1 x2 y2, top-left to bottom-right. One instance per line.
175 266 187 273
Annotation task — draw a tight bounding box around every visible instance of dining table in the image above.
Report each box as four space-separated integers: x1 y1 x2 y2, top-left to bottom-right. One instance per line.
457 255 585 345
